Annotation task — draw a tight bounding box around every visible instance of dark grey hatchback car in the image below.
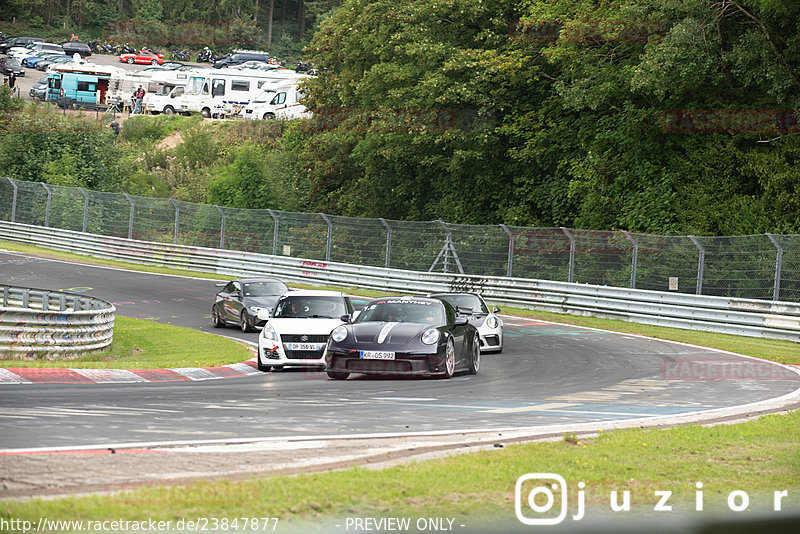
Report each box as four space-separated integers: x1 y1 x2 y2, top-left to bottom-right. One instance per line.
211 278 289 332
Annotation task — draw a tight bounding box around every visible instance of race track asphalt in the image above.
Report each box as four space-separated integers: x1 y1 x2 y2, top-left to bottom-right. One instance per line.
1 250 799 451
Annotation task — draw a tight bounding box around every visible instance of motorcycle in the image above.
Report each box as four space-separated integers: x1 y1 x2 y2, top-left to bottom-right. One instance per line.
117 43 136 55
170 49 191 61
197 47 219 63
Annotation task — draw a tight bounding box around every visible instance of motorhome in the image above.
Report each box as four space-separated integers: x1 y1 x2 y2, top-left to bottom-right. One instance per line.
178 68 306 118
45 61 122 108
46 61 156 110
46 70 111 108
240 82 309 120
143 70 195 115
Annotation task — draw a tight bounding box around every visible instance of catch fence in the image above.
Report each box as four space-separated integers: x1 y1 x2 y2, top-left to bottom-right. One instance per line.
1 177 797 302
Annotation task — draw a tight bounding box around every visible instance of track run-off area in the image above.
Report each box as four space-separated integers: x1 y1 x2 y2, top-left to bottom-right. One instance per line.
2 249 799 457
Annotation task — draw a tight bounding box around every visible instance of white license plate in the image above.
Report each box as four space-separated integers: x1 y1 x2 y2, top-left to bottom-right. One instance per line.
284 343 325 351
360 351 395 360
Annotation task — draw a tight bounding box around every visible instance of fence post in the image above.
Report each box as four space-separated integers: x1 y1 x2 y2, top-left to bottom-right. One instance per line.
319 213 333 262
78 187 89 233
766 233 783 302
689 236 705 295
169 199 180 245
379 218 392 269
123 193 135 240
267 209 279 255
5 177 18 223
560 227 576 283
499 224 514 278
41 183 52 227
215 205 226 249
622 231 638 289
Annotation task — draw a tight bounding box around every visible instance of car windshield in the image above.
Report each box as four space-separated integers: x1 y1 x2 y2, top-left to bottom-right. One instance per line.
241 281 287 297
435 294 488 314
273 296 346 319
252 90 276 103
355 300 444 325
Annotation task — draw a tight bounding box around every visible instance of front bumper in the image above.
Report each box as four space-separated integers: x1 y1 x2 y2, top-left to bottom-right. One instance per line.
478 331 502 351
324 348 447 376
259 338 327 368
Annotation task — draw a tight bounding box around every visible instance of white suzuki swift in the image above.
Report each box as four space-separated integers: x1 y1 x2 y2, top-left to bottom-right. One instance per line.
257 290 356 372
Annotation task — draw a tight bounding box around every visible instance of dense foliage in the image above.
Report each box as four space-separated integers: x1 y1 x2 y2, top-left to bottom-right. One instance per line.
2 0 799 236
1 1 340 56
295 0 800 234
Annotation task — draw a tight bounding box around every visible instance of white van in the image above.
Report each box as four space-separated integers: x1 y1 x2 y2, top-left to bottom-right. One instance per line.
143 70 193 115
178 68 306 118
240 83 309 120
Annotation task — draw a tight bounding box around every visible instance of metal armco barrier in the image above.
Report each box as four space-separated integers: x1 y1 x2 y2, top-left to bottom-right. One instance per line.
1 221 798 343
0 283 115 358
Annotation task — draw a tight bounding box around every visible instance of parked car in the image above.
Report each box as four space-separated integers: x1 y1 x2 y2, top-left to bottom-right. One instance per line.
36 55 72 71
21 51 54 68
257 290 356 372
324 296 480 379
211 278 289 332
159 61 186 70
233 60 271 70
60 41 92 57
0 57 24 77
9 42 64 62
0 36 44 54
29 74 50 101
213 50 269 68
428 292 504 353
119 50 164 65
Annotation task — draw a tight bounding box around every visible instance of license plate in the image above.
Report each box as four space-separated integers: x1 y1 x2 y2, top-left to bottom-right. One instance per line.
284 343 325 351
360 351 395 360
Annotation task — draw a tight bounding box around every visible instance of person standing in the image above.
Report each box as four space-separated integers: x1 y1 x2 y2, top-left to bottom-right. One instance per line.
7 71 16 90
132 84 145 114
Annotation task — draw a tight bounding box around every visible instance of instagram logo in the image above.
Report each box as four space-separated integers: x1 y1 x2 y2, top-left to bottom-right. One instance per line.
515 473 572 525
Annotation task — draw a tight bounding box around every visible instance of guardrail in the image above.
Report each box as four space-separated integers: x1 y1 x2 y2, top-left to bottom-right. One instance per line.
0 284 116 359
1 221 799 343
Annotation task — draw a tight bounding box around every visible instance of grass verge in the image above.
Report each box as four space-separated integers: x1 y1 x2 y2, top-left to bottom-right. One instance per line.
0 316 253 369
2 411 798 525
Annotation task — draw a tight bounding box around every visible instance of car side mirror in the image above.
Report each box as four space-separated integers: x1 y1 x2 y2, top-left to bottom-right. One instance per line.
454 316 468 326
493 306 501 314
340 314 352 323
257 310 271 321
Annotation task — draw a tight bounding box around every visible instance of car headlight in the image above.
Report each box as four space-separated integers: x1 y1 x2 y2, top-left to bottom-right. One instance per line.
331 325 348 343
421 328 440 345
486 316 499 329
261 323 278 341
248 305 266 314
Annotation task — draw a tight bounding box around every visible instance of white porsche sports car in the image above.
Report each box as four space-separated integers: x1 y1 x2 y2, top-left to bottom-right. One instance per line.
257 290 357 371
428 292 503 353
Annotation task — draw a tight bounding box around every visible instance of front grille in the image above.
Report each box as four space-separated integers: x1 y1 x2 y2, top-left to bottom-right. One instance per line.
346 360 413 373
285 350 325 360
282 334 329 343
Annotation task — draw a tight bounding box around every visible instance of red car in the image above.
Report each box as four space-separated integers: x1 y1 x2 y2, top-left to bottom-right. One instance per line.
119 50 164 65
